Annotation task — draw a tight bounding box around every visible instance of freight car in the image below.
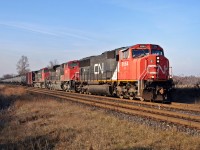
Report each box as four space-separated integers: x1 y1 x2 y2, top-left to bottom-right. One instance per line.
1 75 26 85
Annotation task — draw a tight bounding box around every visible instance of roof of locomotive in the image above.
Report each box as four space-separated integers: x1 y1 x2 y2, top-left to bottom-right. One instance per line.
78 44 163 62
129 44 163 50
79 46 128 61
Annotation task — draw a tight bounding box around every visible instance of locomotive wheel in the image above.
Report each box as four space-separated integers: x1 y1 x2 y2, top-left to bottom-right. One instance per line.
139 97 144 101
129 92 135 100
129 96 134 100
155 95 164 101
116 90 123 99
119 95 123 99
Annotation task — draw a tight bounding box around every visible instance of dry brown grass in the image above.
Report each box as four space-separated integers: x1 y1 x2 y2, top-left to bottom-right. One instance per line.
0 86 26 97
0 84 5 89
0 85 26 111
0 85 200 150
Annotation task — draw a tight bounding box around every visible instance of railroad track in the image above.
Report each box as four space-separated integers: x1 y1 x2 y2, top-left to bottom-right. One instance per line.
26 87 200 130
26 87 200 114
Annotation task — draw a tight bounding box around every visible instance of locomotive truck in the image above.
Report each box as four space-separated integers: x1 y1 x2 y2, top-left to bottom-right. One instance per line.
1 44 173 102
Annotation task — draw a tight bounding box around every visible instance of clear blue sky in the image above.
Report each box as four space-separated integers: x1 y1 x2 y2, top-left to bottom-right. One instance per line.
0 0 200 77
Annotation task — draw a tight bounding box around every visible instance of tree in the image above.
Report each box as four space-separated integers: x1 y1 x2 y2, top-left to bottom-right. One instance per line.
47 59 59 69
16 55 30 75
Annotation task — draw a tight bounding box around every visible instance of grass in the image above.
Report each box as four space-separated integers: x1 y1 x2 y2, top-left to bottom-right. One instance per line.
0 85 200 150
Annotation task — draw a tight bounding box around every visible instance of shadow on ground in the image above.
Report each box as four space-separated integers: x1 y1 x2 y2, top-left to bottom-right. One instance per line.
0 134 56 150
171 88 200 104
0 95 15 110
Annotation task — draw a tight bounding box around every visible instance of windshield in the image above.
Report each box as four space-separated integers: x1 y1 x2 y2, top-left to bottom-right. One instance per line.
151 49 164 56
69 62 78 68
44 68 49 73
132 49 149 58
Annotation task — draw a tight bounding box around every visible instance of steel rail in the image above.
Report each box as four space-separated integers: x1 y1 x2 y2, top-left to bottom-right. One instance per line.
26 87 200 112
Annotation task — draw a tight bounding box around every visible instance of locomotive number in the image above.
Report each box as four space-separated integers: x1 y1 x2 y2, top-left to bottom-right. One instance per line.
122 61 128 67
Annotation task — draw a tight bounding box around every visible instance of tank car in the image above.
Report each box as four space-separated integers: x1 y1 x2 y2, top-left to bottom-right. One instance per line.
1 75 26 85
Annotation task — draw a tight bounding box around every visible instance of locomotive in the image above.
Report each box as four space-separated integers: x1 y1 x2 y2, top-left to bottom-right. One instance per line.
77 44 173 102
1 44 173 102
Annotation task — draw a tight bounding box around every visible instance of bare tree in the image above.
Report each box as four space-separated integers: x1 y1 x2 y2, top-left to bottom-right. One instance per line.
16 55 30 75
47 59 59 69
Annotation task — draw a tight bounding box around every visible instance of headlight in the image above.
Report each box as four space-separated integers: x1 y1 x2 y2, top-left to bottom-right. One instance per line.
156 56 160 63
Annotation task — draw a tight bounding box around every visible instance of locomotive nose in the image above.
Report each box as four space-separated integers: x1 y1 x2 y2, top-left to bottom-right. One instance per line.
147 55 169 80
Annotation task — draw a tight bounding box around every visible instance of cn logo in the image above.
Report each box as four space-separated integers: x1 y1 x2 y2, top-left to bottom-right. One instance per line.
147 65 168 75
94 63 104 74
157 65 168 74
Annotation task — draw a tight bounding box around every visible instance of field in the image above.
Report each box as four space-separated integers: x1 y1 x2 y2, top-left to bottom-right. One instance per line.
0 85 200 150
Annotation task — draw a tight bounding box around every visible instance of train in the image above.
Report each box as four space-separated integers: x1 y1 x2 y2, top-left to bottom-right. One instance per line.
1 44 173 102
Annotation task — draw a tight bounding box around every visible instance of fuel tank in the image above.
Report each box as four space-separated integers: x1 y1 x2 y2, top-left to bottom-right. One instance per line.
84 85 112 96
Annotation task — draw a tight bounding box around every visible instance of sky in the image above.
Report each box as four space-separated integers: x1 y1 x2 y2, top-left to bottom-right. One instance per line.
0 0 200 77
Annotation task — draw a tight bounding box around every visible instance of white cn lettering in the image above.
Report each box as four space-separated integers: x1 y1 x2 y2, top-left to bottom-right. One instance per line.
94 63 104 74
146 65 168 75
157 65 168 74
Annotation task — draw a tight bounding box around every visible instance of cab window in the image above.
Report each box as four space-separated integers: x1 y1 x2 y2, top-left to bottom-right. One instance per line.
122 50 129 59
37 72 42 78
44 68 49 73
132 49 149 58
151 49 164 56
69 62 78 68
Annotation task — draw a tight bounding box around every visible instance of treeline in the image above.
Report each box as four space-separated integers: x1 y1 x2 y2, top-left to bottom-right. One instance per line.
173 75 200 87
